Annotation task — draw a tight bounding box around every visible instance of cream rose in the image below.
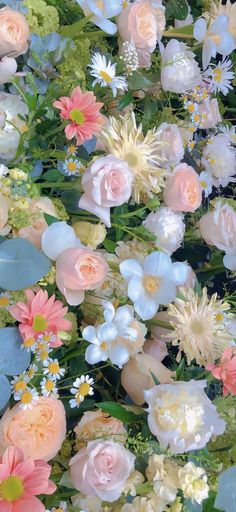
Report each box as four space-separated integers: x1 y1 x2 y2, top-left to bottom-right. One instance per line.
0 7 30 58
74 409 127 444
0 397 66 461
69 440 135 502
163 163 202 212
156 123 184 167
199 201 236 252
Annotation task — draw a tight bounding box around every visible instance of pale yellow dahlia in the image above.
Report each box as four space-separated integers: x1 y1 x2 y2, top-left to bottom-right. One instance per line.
100 113 166 202
167 287 232 366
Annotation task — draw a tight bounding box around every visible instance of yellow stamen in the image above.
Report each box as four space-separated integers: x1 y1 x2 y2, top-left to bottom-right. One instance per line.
213 68 222 83
0 297 9 307
14 381 27 393
0 476 23 502
32 314 47 332
45 380 55 392
21 390 33 404
48 362 60 374
79 382 91 396
67 161 77 172
100 70 113 83
70 108 85 126
143 276 161 294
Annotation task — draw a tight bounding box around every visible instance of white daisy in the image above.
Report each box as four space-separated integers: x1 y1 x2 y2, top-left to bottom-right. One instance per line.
43 358 65 381
63 158 82 176
51 503 67 512
41 377 59 398
199 171 217 197
69 375 94 409
11 375 29 398
204 59 234 95
89 53 128 97
22 336 38 353
15 387 39 410
26 363 38 380
0 291 14 310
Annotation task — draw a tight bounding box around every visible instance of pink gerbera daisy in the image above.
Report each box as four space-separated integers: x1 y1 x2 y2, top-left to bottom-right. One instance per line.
0 445 56 512
10 289 72 348
53 86 104 145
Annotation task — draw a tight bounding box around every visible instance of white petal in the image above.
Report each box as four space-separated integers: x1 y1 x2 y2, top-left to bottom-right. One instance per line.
144 251 172 277
217 32 235 57
109 344 130 368
202 39 214 69
134 296 158 321
97 321 118 342
211 14 229 33
157 279 177 305
114 305 134 327
85 344 108 364
194 18 207 42
82 325 99 344
128 276 144 302
120 259 143 281
79 194 111 227
63 288 85 306
42 222 80 260
103 301 115 322
170 262 188 285
223 252 236 271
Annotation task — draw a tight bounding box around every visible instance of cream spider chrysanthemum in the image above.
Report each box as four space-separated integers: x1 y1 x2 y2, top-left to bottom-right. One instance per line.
89 53 127 97
100 113 166 202
167 287 233 366
43 358 65 381
204 59 234 95
41 377 59 398
69 375 94 408
15 387 39 410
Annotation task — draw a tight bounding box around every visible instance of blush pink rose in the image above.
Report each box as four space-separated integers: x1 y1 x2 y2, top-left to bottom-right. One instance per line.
69 440 135 502
56 247 109 306
0 397 66 461
117 0 165 68
74 410 127 445
156 122 184 166
79 155 134 227
199 202 236 252
163 163 202 212
198 98 222 129
144 337 168 361
0 6 30 58
207 347 236 396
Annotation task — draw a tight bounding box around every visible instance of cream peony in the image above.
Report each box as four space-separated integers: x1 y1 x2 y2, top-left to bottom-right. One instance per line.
160 39 202 93
199 201 236 252
144 380 226 453
146 454 179 502
143 207 185 255
0 92 28 161
178 462 209 504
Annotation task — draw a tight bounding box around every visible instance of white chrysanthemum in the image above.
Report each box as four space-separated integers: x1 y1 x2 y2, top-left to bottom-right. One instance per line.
43 358 65 381
143 207 185 255
204 59 234 95
144 380 226 454
178 462 209 504
0 92 28 161
63 158 82 176
89 53 127 97
167 287 232 366
202 133 236 188
146 455 179 503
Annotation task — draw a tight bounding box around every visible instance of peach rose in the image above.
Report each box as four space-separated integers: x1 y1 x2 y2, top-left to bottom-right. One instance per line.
163 163 202 212
74 410 127 445
198 98 222 129
70 440 135 502
144 337 168 361
117 0 165 68
199 202 236 252
0 397 66 461
0 193 11 235
56 247 109 306
0 7 30 58
121 353 175 405
15 197 58 248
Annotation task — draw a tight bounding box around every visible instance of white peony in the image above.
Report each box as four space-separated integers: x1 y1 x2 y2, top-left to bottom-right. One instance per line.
143 207 185 255
202 133 236 188
144 380 226 454
178 462 209 504
160 39 202 93
0 92 28 161
146 454 179 503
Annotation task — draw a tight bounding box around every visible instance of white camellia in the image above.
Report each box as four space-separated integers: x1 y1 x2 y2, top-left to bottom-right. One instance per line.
160 39 202 93
202 133 236 188
119 251 188 320
0 92 28 161
143 207 185 255
144 380 226 454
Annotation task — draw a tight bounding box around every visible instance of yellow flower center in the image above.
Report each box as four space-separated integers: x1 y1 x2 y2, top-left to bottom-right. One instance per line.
96 0 104 10
193 114 200 123
99 70 113 83
68 144 77 154
14 381 27 393
101 341 108 350
0 476 24 502
215 313 224 322
210 33 221 45
70 108 85 126
55 508 64 512
32 314 48 332
27 369 35 379
40 349 49 361
67 161 77 172
124 152 139 167
48 362 60 374
123 0 128 7
24 337 35 348
45 380 55 392
200 180 207 188
0 297 9 307
143 275 161 294
188 104 195 113
79 382 91 396
213 68 222 83
21 390 33 404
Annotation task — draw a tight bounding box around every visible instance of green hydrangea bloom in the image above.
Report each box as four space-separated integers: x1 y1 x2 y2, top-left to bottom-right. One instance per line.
56 39 91 94
24 0 59 36
52 198 69 221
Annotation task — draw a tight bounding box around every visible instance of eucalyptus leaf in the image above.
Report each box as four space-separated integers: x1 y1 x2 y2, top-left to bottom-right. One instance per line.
214 465 236 512
0 375 11 411
0 238 51 290
0 327 31 376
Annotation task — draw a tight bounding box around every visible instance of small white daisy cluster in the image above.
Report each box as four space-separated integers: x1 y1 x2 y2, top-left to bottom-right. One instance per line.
69 374 94 408
63 148 83 176
46 501 67 512
89 53 128 97
0 291 14 310
120 41 139 75
183 87 210 131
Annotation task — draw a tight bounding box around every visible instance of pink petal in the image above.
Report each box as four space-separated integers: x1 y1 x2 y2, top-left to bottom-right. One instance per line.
2 447 24 473
13 495 45 512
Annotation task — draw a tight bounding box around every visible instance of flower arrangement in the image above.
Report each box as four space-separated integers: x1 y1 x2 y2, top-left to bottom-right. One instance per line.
0 0 235 511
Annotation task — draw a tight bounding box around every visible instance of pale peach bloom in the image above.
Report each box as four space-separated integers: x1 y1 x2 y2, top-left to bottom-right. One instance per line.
0 6 30 58
121 353 175 405
117 0 165 68
70 440 135 502
198 98 222 129
163 163 202 212
199 202 236 252
144 337 168 362
56 247 109 306
0 397 66 461
74 409 127 444
0 193 11 235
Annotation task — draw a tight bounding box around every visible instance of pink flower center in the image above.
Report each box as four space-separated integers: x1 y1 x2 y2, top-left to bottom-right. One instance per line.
70 109 85 126
0 476 24 502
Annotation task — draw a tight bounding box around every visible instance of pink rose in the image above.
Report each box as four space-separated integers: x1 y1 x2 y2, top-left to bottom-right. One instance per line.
0 397 66 461
79 155 133 227
69 440 135 502
117 0 165 68
198 98 222 129
163 163 202 212
207 347 236 396
56 247 109 306
0 7 30 58
0 56 17 84
157 123 184 166
144 337 168 361
199 202 236 252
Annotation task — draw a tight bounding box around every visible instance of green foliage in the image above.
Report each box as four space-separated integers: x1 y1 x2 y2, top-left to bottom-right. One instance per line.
96 402 146 424
165 0 189 20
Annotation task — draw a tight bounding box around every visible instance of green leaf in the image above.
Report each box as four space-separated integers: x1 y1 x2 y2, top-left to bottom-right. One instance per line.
150 370 160 386
176 358 185 380
103 239 117 253
96 402 145 424
166 0 189 20
118 92 134 110
127 72 159 91
44 213 59 226
166 24 194 35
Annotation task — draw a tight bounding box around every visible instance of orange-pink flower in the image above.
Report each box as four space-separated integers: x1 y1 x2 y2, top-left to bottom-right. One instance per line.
0 445 56 512
207 347 236 396
53 86 104 145
10 289 72 347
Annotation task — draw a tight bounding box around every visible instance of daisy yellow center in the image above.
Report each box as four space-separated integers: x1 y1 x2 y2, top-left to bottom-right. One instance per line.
200 180 207 188
188 104 195 113
193 114 200 123
99 70 113 83
21 390 33 404
42 335 51 343
48 362 60 374
0 297 9 307
45 380 55 392
15 381 27 393
124 152 139 167
32 314 48 332
190 319 204 335
123 0 128 7
0 476 24 502
143 275 161 294
27 369 35 378
68 144 76 154
213 68 222 83
216 313 224 322
67 162 77 172
70 109 85 126
55 509 64 512
40 350 49 360
101 341 107 350
79 382 91 396
24 337 35 348
96 0 103 9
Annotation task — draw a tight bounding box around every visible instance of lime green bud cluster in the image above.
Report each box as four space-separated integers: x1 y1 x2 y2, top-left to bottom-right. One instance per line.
56 39 91 95
52 198 69 221
24 0 59 36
